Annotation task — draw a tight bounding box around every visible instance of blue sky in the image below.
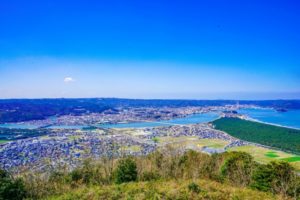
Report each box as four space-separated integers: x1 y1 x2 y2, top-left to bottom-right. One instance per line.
0 0 299 99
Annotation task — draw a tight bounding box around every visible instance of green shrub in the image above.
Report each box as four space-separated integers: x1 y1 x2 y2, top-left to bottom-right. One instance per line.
0 169 9 180
0 169 27 200
69 168 83 184
67 160 107 186
114 157 137 184
140 171 160 181
152 137 159 143
250 164 273 192
251 161 295 195
220 151 254 186
188 182 201 194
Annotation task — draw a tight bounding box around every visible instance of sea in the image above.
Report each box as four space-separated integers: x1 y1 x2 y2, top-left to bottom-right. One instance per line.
238 108 300 129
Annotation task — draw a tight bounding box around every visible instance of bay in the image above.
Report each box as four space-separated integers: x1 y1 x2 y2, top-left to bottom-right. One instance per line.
238 108 300 129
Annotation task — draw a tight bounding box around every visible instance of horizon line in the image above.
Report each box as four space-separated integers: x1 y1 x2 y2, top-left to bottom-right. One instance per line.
0 97 300 101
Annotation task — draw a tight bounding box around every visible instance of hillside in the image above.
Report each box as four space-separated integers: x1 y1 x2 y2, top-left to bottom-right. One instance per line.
1 150 299 199
47 179 281 200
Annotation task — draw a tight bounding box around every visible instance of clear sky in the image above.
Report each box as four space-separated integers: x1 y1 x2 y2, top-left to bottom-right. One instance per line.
0 0 299 99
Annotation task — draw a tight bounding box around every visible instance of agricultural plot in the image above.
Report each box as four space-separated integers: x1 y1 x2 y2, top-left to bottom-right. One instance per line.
113 128 152 136
157 136 229 150
227 145 300 170
121 145 142 153
0 140 8 144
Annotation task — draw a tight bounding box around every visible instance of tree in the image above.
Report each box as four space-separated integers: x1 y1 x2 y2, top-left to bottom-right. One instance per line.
0 169 27 200
114 157 137 184
251 164 273 192
269 161 295 195
251 161 295 196
178 150 210 180
220 151 254 186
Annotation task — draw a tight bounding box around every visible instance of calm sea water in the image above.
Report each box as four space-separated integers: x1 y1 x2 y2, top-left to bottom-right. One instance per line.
238 108 300 129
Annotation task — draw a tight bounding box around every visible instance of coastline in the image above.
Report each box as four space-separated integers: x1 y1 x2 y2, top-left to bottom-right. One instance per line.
238 107 300 130
244 116 300 130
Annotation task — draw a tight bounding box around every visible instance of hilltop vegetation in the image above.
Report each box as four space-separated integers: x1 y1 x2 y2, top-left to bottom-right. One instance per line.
1 149 299 199
47 179 280 200
213 118 300 154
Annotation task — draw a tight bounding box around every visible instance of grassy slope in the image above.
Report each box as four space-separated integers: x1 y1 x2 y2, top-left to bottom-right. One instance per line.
47 179 281 200
213 118 300 154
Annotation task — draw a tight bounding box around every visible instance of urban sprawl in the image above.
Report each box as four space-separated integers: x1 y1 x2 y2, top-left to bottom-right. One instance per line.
0 104 261 172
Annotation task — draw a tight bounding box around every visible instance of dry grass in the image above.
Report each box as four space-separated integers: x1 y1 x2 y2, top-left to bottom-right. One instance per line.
157 136 229 149
46 178 287 200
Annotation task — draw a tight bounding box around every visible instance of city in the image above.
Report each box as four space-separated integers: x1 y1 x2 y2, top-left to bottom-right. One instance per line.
0 103 287 172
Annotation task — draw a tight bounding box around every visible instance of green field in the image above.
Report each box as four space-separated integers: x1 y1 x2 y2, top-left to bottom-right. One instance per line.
213 118 300 154
0 140 8 144
265 151 279 158
121 145 142 152
157 136 229 149
281 156 300 162
227 145 300 170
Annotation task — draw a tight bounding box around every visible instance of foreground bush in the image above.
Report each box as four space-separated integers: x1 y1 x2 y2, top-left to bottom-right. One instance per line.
2 149 299 199
114 157 138 184
220 151 254 186
251 161 297 196
0 169 27 200
139 171 160 181
187 182 201 194
47 179 281 200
